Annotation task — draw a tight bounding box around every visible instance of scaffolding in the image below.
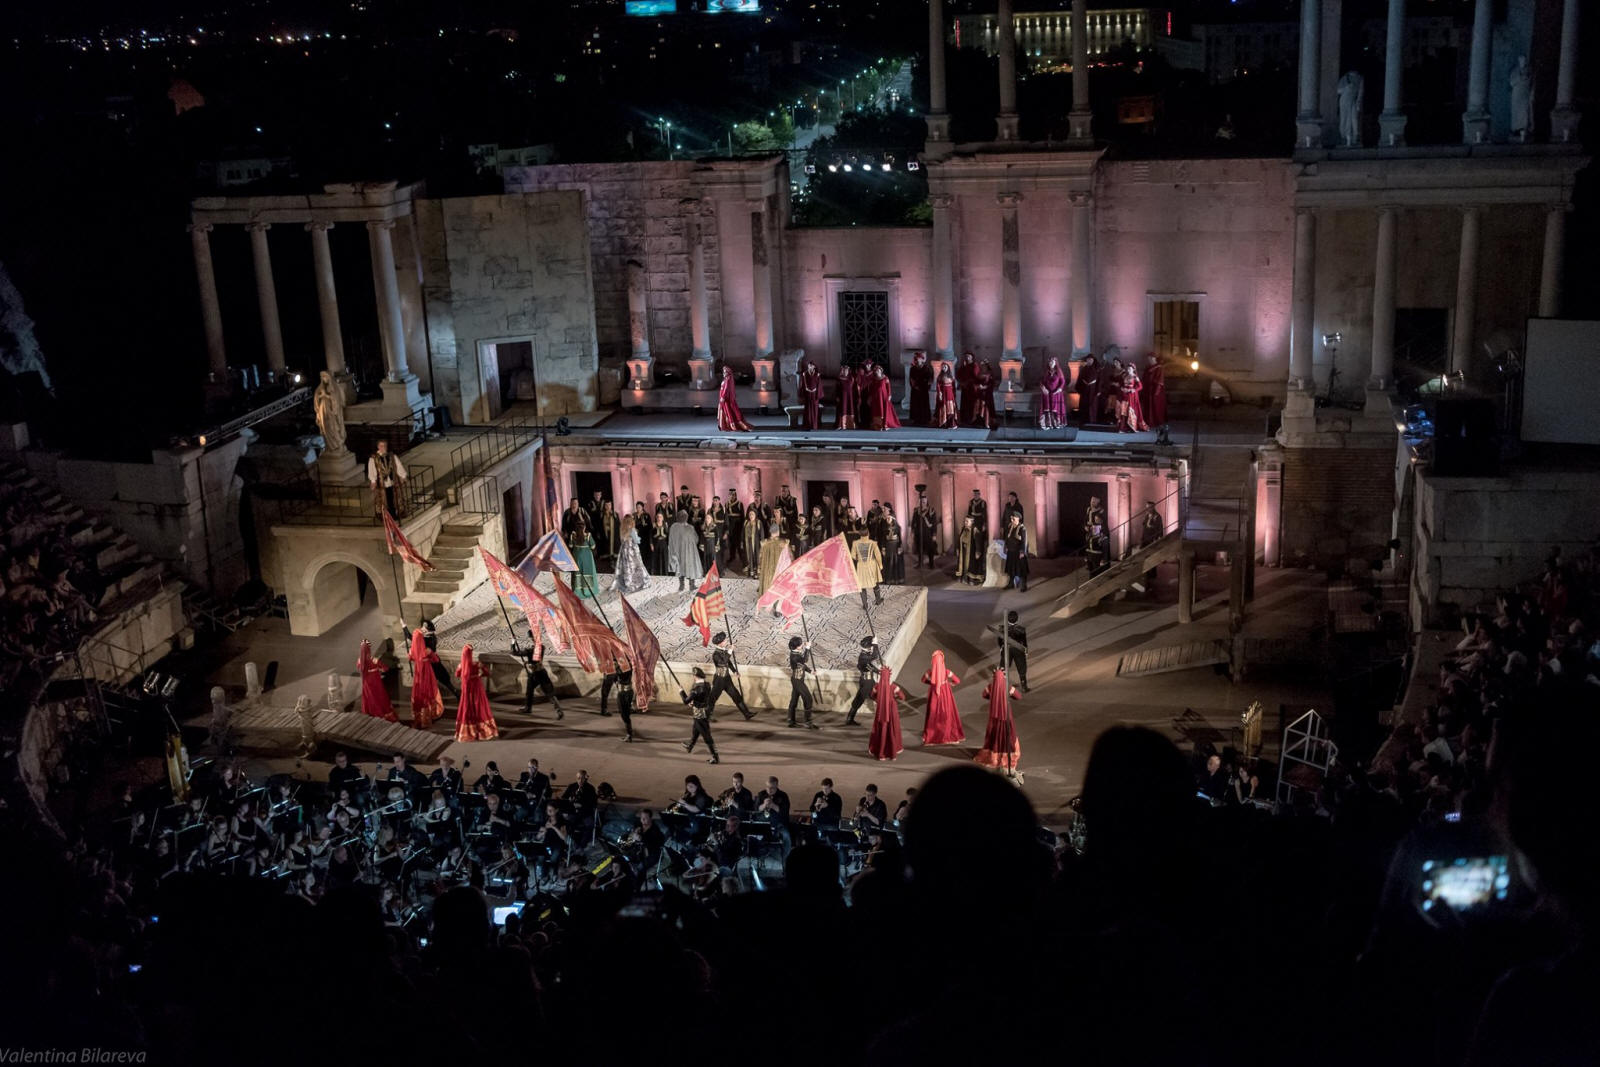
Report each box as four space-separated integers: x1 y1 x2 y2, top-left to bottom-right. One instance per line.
1277 707 1337 805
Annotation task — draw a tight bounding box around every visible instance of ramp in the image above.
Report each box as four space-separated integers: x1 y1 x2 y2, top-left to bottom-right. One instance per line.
194 703 454 763
1116 639 1230 677
1052 530 1184 619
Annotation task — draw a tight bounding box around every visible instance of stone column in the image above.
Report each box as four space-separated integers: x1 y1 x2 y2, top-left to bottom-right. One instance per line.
307 221 346 377
925 0 953 148
998 193 1022 362
1244 452 1259 599
702 465 717 513
892 468 911 541
1178 546 1196 624
1288 209 1317 393
1115 472 1132 560
1539 206 1568 318
246 222 286 376
1031 468 1048 559
939 468 957 553
1551 0 1581 142
617 464 635 520
367 220 411 381
1450 208 1481 375
1378 0 1407 146
985 470 1001 541
1368 207 1397 399
744 465 761 508
1462 0 1492 144
751 207 774 359
931 194 956 358
627 259 651 359
189 222 227 380
688 210 712 360
996 0 1019 141
1069 191 1092 356
1068 0 1092 142
1296 0 1323 147
657 464 674 507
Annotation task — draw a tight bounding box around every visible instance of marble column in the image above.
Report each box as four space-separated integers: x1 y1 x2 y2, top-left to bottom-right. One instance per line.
1378 0 1407 146
998 193 1022 362
307 221 346 377
1068 0 1092 142
367 220 411 381
1551 0 1581 142
931 195 956 358
743 465 761 508
996 0 1019 141
939 469 957 554
246 222 286 376
1296 0 1323 147
1288 209 1317 392
1369 207 1397 395
1031 468 1048 559
751 207 774 359
689 210 712 360
925 0 952 147
1069 191 1092 356
1450 208 1482 376
702 465 717 513
1115 472 1132 560
1462 0 1492 144
892 469 910 543
1539 206 1567 319
617 464 636 520
985 470 1001 541
189 222 227 379
657 464 674 507
627 259 651 359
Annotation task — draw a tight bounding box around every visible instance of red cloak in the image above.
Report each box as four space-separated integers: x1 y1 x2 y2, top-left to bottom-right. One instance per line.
908 357 934 426
973 668 1022 771
1142 360 1167 427
955 356 979 425
717 373 752 432
453 645 499 742
407 629 443 729
834 371 858 430
935 372 958 428
800 366 822 430
920 650 965 745
358 639 399 723
868 666 905 761
868 371 901 430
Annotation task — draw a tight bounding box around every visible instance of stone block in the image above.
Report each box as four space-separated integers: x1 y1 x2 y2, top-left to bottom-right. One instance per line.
491 271 534 290
652 289 690 311
647 272 689 292
482 255 520 276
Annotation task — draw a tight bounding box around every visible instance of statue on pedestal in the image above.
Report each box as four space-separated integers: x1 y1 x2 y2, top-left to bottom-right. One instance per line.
1337 71 1365 147
313 370 347 454
1509 56 1534 142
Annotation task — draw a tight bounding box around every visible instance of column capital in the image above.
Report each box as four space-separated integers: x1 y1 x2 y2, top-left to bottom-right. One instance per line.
306 220 336 233
996 192 1022 208
187 221 214 236
1294 206 1317 219
1068 190 1092 208
244 220 271 234
929 193 954 210
367 218 397 233
1458 205 1483 221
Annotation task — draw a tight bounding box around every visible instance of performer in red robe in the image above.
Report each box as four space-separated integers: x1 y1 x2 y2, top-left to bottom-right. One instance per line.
973 360 998 429
454 644 499 742
868 364 902 430
800 361 822 431
955 352 979 425
406 628 443 729
1142 352 1168 428
834 366 858 430
908 351 934 427
716 366 753 432
973 668 1022 772
1038 355 1068 429
920 650 965 745
934 365 959 428
358 638 399 723
867 666 906 761
1119 362 1146 433
857 362 877 429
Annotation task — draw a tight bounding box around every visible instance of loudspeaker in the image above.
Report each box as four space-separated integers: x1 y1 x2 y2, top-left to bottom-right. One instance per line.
1433 398 1498 476
991 425 1078 442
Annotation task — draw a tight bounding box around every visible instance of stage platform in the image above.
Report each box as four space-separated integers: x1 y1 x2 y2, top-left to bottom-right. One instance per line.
431 573 928 711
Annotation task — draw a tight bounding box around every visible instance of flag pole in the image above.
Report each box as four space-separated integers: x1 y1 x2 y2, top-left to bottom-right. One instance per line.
800 611 822 704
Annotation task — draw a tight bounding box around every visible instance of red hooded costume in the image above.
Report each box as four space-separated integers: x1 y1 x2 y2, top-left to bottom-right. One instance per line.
920 650 965 745
973 668 1022 771
453 644 499 742
407 628 443 729
358 639 398 723
868 666 906 761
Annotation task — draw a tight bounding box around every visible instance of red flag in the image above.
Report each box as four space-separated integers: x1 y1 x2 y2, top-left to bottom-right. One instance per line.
754 534 859 618
619 594 660 711
682 563 727 647
974 667 1022 772
540 432 559 534
383 510 437 572
551 574 631 673
478 547 568 653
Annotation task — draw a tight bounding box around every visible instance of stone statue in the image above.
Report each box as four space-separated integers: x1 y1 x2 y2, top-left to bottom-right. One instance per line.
313 370 347 454
1509 56 1533 141
1337 71 1364 147
294 694 318 756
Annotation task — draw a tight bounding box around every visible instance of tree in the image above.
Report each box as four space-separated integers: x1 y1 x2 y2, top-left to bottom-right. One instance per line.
794 109 929 227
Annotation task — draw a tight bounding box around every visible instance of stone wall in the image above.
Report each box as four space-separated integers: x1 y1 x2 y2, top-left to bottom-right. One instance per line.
417 191 600 425
1279 444 1397 567
785 226 932 374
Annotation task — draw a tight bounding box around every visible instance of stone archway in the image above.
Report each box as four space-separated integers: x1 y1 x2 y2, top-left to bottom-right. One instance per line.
290 548 399 637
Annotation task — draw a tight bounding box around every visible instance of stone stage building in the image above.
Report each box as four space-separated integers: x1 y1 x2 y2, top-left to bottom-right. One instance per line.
154 0 1584 641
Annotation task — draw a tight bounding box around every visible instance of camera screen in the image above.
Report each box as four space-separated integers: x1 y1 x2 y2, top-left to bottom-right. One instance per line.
491 902 525 926
1420 856 1510 911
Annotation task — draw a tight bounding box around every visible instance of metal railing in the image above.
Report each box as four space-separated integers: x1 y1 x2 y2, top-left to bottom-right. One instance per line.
348 399 432 459
455 473 501 517
275 464 437 526
1059 484 1186 601
450 417 537 485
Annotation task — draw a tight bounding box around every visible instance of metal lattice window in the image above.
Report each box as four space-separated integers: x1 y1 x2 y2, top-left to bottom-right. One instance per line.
838 291 890 369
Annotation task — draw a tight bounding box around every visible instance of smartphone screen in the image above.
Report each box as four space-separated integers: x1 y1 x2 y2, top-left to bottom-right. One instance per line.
1420 856 1511 912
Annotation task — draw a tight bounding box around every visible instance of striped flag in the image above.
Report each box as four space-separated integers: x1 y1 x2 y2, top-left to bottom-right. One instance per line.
517 529 579 582
551 573 631 673
541 432 559 534
383 510 437 572
619 594 660 711
682 563 727 647
478 546 567 653
755 534 859 619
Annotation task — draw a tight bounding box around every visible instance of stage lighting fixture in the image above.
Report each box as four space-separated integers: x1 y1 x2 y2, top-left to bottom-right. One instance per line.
804 163 816 174
907 160 920 170
842 163 852 172
162 677 180 698
1190 359 1200 371
881 163 891 172
143 672 161 695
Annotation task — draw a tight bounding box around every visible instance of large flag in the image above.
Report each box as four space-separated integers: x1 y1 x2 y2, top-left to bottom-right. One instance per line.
682 563 727 647
478 546 567 653
755 534 859 619
383 510 437 572
517 529 579 583
551 575 631 673
540 432 559 534
619 594 660 711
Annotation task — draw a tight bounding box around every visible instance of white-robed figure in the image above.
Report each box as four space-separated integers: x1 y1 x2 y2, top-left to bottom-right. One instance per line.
668 509 704 592
611 514 650 594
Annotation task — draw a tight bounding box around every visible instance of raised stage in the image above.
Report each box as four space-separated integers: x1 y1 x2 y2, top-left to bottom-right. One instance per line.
431 572 928 711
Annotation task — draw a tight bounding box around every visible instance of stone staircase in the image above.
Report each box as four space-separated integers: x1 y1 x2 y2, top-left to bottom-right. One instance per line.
404 519 491 619
1051 530 1185 619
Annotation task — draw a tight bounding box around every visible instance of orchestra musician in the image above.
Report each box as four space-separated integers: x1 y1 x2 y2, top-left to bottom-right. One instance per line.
327 751 364 794
517 758 551 806
429 756 463 795
855 784 889 828
386 754 426 796
893 788 916 825
473 761 510 796
718 772 755 816
477 792 513 840
628 808 666 874
327 789 362 824
674 774 710 816
810 778 843 829
437 843 474 887
712 813 744 892
757 775 791 852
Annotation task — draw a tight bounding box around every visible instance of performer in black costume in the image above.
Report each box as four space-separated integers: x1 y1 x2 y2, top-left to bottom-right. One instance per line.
611 659 637 742
680 669 719 764
514 630 563 719
786 635 820 730
708 632 754 720
995 609 1029 691
844 636 882 726
402 620 457 697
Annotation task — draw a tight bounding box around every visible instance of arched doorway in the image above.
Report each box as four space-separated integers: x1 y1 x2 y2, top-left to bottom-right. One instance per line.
292 550 397 637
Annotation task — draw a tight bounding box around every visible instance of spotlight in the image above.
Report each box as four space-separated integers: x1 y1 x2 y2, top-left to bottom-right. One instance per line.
162 676 180 698
1190 359 1199 372
197 434 208 447
828 163 838 173
842 163 852 172
881 163 891 172
291 372 303 385
143 672 161 695
907 160 920 171
804 163 816 174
